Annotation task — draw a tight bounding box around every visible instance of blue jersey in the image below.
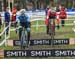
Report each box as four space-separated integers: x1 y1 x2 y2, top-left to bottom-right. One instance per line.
5 12 10 22
18 14 30 23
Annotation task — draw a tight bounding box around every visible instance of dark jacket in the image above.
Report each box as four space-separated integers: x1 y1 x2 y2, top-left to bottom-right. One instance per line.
5 12 10 22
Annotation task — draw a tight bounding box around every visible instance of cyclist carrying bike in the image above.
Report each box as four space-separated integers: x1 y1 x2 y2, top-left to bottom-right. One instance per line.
17 9 31 45
46 3 56 34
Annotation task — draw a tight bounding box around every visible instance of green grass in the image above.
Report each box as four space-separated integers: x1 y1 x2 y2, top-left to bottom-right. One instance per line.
1 20 75 59
0 20 74 42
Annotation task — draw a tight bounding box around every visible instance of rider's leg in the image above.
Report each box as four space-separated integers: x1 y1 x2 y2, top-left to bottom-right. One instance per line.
15 22 17 33
5 22 9 35
53 19 55 35
57 24 60 29
27 31 30 42
46 19 49 34
19 28 22 40
61 19 65 27
27 28 30 44
26 22 31 45
46 25 49 34
56 18 60 29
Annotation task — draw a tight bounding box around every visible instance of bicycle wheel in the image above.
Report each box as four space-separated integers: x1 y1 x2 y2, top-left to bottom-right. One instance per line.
24 33 28 47
20 30 24 49
49 19 55 46
51 19 55 46
20 29 28 49
49 19 51 35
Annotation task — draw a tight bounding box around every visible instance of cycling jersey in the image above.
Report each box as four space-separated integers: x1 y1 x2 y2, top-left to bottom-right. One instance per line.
18 14 30 23
46 8 56 25
59 10 67 19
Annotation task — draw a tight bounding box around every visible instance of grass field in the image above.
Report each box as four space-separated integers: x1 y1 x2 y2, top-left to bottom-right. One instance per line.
0 19 75 59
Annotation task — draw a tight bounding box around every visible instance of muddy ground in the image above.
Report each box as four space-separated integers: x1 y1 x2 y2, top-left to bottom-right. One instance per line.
13 31 75 50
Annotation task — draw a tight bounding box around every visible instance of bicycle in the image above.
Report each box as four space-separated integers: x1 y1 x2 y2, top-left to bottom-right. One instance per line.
48 18 55 46
19 26 29 49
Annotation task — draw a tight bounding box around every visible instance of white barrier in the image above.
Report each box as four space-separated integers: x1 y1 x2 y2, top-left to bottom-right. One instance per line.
10 11 75 31
0 22 11 46
16 11 75 22
10 19 74 32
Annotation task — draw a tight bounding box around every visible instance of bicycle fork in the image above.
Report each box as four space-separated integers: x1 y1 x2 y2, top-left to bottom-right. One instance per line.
49 19 55 46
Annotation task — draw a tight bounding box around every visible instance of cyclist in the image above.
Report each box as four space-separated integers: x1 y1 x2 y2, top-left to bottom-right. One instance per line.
45 3 56 34
17 9 31 45
11 6 17 28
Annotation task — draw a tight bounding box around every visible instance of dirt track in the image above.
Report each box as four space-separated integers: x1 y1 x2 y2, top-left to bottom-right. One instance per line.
15 31 75 50
31 31 74 39
8 31 75 50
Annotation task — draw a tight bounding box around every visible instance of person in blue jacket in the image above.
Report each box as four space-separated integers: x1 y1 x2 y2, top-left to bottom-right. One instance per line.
17 9 31 45
5 7 10 35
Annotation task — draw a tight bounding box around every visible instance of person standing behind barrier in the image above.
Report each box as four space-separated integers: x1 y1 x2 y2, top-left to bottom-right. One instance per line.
45 5 50 16
0 14 2 29
4 7 10 35
11 7 17 27
59 6 67 27
17 9 31 45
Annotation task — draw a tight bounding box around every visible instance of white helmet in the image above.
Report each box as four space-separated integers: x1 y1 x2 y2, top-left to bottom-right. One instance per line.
20 9 26 13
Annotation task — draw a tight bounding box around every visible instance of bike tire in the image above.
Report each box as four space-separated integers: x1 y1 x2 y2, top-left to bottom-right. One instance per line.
49 19 55 46
20 29 28 49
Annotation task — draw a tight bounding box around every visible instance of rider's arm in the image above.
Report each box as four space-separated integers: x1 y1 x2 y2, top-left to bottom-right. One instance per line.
16 14 20 23
46 9 50 20
45 10 50 25
26 14 30 22
15 15 21 31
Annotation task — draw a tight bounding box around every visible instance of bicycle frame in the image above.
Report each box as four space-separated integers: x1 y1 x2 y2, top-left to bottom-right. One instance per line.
49 19 55 46
20 26 28 49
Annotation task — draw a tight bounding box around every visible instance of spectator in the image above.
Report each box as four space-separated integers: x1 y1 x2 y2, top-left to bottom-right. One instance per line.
59 7 67 27
4 7 10 35
45 5 50 16
56 5 60 12
11 7 17 27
